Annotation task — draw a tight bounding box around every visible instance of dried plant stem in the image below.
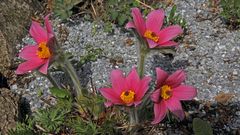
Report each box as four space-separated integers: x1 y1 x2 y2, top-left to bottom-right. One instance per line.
135 0 154 10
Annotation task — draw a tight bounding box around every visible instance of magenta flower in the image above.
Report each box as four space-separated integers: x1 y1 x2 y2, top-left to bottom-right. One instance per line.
126 8 183 48
16 15 54 75
151 68 197 124
99 68 151 107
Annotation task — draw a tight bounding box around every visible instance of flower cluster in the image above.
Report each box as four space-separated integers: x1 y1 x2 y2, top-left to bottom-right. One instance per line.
16 7 197 127
100 8 197 124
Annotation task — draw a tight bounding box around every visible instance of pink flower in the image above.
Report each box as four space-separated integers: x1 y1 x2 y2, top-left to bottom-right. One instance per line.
126 8 183 48
99 68 151 107
151 68 197 124
16 15 54 75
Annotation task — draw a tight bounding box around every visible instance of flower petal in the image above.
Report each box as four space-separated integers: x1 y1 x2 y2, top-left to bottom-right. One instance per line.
16 58 45 74
104 101 113 107
146 9 165 33
156 68 168 88
30 21 48 44
135 76 151 101
151 102 167 124
110 69 126 95
165 70 186 88
133 100 142 107
158 25 183 44
38 59 50 74
147 39 159 48
125 21 135 29
99 88 122 104
151 89 160 103
173 85 197 100
126 68 140 92
44 14 53 35
164 97 185 120
159 41 178 47
19 45 38 60
131 8 146 36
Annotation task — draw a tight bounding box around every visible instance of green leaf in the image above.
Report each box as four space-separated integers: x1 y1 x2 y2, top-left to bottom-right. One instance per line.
193 118 213 135
169 5 177 21
110 11 119 20
107 0 118 6
49 87 71 99
52 0 82 20
117 15 128 26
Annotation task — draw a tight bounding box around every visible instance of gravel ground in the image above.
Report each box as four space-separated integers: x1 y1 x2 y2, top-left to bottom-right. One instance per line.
12 0 240 133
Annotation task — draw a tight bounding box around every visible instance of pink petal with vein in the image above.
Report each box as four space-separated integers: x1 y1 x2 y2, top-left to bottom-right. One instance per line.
173 85 197 100
146 9 165 33
19 45 38 60
164 97 185 120
16 58 45 74
110 69 126 95
126 68 140 93
135 76 151 101
158 25 183 44
99 88 122 104
125 21 135 29
29 21 48 44
156 68 168 88
131 8 146 36
44 14 53 34
151 102 167 124
38 59 50 74
165 70 186 88
147 39 159 48
151 89 161 103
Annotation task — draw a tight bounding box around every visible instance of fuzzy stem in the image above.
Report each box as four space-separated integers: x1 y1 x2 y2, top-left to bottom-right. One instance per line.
129 108 135 127
47 72 61 89
129 107 138 134
60 55 84 98
137 48 146 78
137 38 149 79
134 107 139 123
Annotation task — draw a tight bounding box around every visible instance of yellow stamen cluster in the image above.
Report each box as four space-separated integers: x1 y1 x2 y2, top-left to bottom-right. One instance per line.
143 30 159 42
120 90 135 104
161 85 172 100
37 42 51 59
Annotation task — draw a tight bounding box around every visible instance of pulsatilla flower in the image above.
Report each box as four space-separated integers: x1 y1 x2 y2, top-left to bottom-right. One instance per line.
126 8 183 48
16 15 54 74
151 68 197 124
99 68 151 107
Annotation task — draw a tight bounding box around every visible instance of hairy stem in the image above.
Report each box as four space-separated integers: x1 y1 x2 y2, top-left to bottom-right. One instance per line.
62 56 83 98
137 38 149 78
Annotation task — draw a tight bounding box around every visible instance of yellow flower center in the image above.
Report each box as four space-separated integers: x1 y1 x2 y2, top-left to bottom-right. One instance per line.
161 85 172 100
143 30 159 42
120 90 135 104
37 42 51 59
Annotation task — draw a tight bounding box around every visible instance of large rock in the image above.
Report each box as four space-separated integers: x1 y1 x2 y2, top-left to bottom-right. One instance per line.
0 0 42 75
0 88 30 134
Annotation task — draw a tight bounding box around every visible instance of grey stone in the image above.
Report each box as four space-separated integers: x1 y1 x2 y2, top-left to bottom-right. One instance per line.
0 0 41 75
